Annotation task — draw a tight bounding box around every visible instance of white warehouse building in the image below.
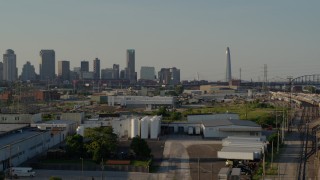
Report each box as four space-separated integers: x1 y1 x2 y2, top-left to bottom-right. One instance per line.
78 115 162 139
201 119 261 138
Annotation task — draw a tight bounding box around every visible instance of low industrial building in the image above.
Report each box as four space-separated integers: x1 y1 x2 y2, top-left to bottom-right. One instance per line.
77 115 162 139
0 125 69 171
162 114 262 138
217 136 266 160
0 113 42 124
107 96 176 109
201 119 261 138
31 120 78 136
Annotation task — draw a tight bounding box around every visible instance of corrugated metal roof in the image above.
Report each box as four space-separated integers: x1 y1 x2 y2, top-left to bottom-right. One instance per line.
202 119 260 127
219 127 261 132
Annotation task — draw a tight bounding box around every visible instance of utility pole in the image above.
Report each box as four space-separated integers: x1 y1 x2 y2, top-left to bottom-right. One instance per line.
211 163 213 180
271 141 274 168
198 157 200 180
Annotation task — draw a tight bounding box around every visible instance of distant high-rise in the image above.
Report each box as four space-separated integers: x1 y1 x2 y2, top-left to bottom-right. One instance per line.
40 50 55 81
126 49 137 83
113 64 120 79
140 66 155 80
0 62 3 81
81 61 89 72
20 61 36 82
158 67 180 85
3 49 17 82
226 47 232 82
101 68 114 79
58 60 70 82
93 58 100 80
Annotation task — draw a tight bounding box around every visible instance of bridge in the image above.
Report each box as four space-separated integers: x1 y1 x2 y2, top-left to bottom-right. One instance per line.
268 74 320 91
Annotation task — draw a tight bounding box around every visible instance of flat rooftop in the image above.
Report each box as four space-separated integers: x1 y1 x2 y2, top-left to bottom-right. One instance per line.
0 124 29 135
0 128 46 149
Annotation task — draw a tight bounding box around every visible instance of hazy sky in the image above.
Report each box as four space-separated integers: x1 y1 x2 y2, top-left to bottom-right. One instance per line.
1 0 320 81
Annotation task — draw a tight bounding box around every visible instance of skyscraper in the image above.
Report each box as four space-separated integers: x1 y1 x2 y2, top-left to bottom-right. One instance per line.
93 58 100 80
3 49 17 82
226 47 232 82
158 67 180 85
20 61 36 82
40 50 55 81
58 60 70 82
81 61 89 72
126 49 136 83
140 66 155 80
0 62 3 81
113 64 119 79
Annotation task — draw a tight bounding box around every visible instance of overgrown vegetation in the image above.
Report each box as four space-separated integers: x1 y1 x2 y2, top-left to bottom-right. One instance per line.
130 136 151 160
65 126 118 163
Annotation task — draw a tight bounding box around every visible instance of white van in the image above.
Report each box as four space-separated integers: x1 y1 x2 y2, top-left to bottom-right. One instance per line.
10 167 36 178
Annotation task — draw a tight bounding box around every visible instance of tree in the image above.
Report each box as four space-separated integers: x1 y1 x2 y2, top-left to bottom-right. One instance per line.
84 127 118 162
156 106 169 117
130 136 151 160
175 85 184 95
66 134 85 158
170 111 182 120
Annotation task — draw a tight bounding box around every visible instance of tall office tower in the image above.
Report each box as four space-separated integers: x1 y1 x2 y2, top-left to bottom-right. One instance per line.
40 50 55 81
81 60 89 72
120 70 126 79
101 68 114 79
20 61 36 81
158 67 180 85
58 60 70 82
140 66 155 80
170 67 180 85
3 49 17 82
0 62 3 81
93 58 100 80
226 47 232 82
113 64 120 79
126 49 137 83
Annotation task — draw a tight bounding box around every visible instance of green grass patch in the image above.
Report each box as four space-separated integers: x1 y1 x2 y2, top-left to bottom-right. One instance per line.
131 160 150 167
41 158 96 165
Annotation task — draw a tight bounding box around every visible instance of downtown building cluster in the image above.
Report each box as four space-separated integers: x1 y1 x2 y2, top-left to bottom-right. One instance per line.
0 49 181 87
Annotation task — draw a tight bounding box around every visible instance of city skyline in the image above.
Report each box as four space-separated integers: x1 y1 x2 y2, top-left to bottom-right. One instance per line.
1 1 320 81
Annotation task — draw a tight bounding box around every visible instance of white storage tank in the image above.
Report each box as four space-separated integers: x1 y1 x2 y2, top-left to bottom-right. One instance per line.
131 118 139 138
150 116 160 139
76 126 84 136
140 116 149 139
195 126 201 135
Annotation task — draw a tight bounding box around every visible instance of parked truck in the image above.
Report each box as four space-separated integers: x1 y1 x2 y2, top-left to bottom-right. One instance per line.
9 167 36 178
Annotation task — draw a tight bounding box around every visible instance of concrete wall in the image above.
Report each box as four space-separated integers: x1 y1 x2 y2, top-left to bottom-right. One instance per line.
0 113 42 124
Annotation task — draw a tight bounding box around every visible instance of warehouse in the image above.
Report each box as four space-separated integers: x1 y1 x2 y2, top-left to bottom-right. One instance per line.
201 119 261 138
107 96 176 109
0 126 68 171
77 115 162 139
217 136 267 160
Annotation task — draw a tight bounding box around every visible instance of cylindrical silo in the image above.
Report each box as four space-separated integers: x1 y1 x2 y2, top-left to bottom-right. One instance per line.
140 116 149 139
131 118 139 138
76 126 84 136
150 116 160 139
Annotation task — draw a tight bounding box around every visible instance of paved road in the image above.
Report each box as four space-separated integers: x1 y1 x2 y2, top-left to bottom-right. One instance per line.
11 170 159 180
